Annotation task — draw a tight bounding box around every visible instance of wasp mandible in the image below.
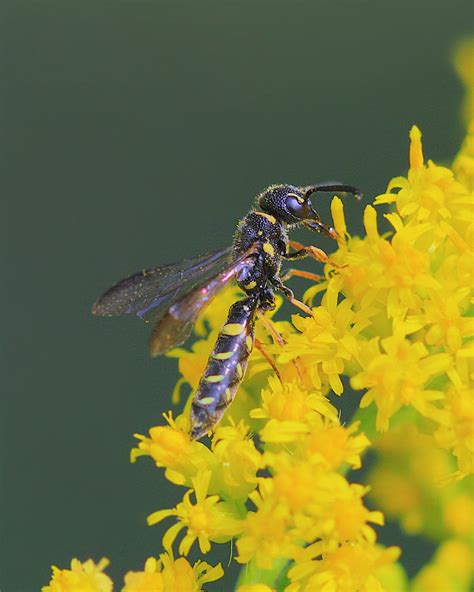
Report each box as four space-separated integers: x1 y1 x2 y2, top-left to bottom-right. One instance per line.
92 183 361 439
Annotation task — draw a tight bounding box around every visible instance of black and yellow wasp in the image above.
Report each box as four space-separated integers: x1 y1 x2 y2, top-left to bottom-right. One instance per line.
92 183 361 439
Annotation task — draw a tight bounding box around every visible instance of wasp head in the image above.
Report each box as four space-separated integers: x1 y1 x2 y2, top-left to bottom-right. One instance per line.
258 184 337 237
258 184 315 222
258 182 361 239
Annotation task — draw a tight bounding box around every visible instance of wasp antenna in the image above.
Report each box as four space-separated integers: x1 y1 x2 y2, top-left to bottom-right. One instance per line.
304 183 362 201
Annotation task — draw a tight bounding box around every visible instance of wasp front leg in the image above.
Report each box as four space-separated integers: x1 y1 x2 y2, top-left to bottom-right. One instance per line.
270 274 313 317
286 240 346 269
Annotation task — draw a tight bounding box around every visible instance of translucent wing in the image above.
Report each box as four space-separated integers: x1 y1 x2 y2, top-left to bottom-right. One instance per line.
92 247 234 324
148 254 251 356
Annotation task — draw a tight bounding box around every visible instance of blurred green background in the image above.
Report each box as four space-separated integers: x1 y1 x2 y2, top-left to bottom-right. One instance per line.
2 0 472 589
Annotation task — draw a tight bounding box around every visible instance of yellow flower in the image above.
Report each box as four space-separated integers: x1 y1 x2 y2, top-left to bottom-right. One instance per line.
42 558 112 592
434 379 474 478
444 493 474 539
147 471 242 555
272 462 331 513
366 424 469 539
122 554 223 592
276 474 384 546
278 282 370 394
236 482 299 569
351 327 451 431
286 541 400 592
250 375 338 443
330 484 384 544
375 126 470 232
301 421 370 471
339 205 440 321
210 422 263 500
131 412 216 487
411 539 474 592
435 346 474 478
453 125 474 190
422 288 473 354
453 39 474 128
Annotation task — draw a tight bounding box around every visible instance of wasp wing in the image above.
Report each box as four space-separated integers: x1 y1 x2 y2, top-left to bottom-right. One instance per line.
92 247 234 324
148 248 256 356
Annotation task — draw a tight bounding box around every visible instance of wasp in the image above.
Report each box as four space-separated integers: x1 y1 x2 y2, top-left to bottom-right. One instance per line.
92 183 361 439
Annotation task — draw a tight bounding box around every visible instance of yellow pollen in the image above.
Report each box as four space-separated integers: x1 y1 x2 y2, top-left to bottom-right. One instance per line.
188 506 210 531
212 351 234 360
205 374 225 383
198 396 215 405
263 242 275 257
255 211 277 224
246 335 253 351
225 388 232 402
245 281 257 290
222 323 245 336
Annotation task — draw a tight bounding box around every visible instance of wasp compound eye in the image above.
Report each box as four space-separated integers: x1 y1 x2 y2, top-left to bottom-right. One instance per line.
285 193 312 219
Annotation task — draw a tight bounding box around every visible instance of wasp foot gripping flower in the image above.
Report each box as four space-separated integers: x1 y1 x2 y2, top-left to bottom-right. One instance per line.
42 558 112 592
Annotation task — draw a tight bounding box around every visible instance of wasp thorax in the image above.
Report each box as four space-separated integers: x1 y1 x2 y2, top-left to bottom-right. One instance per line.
258 184 315 224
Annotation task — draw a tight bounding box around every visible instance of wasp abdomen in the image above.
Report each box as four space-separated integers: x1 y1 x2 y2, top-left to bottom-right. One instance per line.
190 295 258 440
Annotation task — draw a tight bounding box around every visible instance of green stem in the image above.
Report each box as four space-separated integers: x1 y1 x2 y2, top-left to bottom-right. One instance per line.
235 557 289 590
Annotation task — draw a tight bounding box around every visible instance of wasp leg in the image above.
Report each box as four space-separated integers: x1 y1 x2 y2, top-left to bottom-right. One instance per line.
270 275 314 317
286 240 346 269
254 338 282 383
257 310 284 346
256 311 304 382
280 268 324 283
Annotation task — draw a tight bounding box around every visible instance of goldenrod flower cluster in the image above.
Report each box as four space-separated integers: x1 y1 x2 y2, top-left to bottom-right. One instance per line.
42 555 223 592
42 42 473 592
330 120 473 480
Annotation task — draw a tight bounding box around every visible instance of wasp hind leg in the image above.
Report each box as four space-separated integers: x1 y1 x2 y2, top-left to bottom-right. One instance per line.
256 308 305 382
256 310 284 346
254 338 282 382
